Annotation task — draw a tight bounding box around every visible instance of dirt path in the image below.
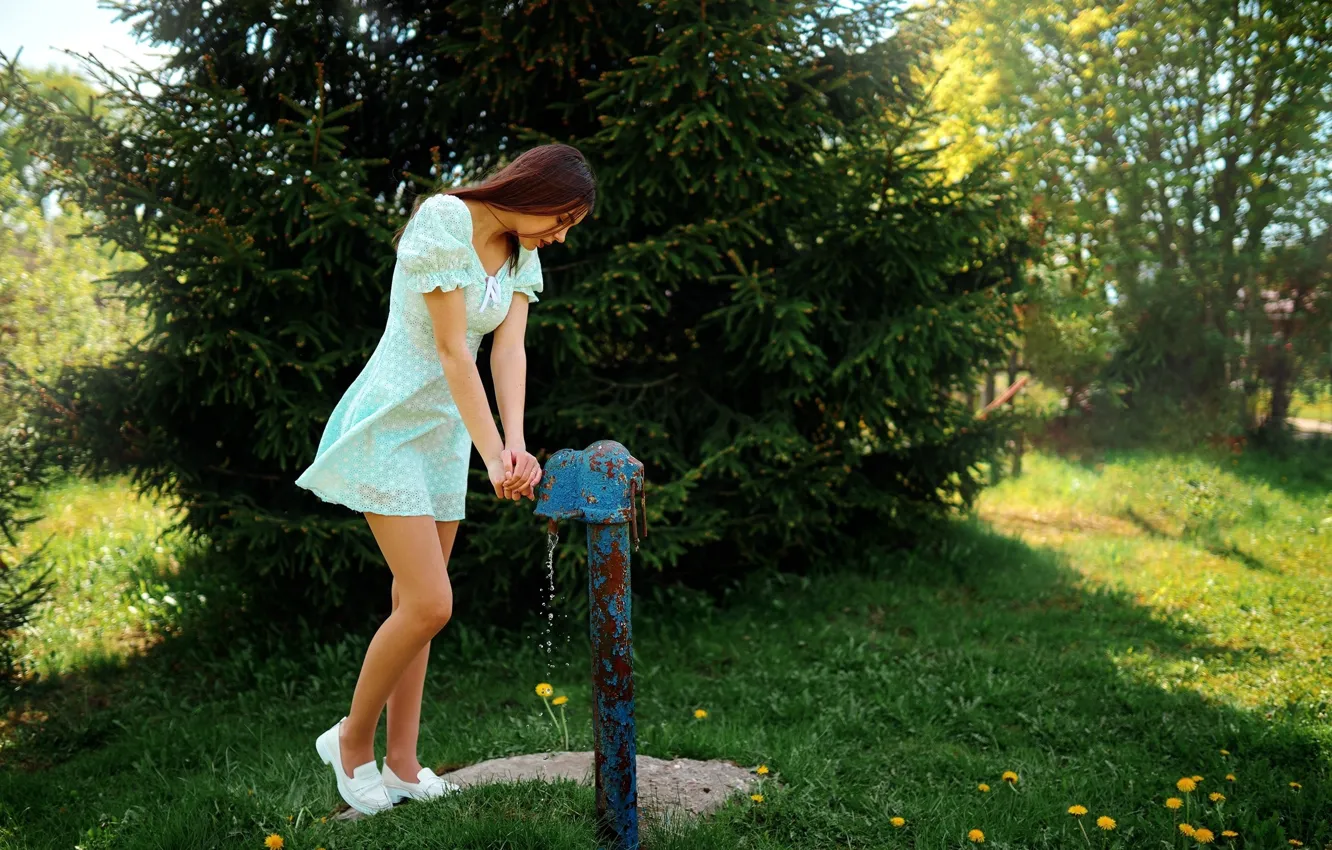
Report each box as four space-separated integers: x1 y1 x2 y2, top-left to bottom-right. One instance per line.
1290 417 1332 436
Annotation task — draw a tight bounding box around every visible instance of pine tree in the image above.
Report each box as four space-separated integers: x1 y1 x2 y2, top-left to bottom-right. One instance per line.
12 1 1030 629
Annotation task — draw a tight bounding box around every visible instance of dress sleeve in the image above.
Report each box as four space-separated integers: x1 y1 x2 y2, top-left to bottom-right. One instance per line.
395 194 475 294
513 247 544 304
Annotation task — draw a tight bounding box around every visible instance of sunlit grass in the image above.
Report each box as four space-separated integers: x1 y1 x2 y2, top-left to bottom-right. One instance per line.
978 449 1332 716
1290 392 1332 421
2 476 187 679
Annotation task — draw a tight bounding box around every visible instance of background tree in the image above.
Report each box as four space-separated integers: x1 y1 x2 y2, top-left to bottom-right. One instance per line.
931 0 1332 430
0 59 148 685
5 0 1031 634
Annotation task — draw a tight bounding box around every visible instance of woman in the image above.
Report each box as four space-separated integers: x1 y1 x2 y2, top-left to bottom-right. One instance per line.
295 143 594 815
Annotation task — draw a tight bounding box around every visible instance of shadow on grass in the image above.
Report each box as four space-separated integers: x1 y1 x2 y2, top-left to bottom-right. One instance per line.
1228 431 1332 501
1121 506 1276 574
1 516 1329 848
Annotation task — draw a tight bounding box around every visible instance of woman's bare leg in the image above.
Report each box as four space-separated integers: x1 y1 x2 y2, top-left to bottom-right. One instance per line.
384 520 459 779
335 513 454 779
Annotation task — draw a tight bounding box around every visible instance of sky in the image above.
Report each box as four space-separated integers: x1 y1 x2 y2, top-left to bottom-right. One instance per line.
0 0 165 77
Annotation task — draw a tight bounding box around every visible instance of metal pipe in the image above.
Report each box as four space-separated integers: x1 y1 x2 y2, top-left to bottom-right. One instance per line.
534 440 644 850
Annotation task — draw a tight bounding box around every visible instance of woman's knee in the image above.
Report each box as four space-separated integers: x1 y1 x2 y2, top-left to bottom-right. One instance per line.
402 590 452 630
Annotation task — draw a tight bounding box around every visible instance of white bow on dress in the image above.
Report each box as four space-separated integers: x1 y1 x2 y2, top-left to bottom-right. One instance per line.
481 274 502 312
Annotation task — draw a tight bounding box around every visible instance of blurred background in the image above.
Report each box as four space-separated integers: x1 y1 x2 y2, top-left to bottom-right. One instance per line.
0 1 1329 848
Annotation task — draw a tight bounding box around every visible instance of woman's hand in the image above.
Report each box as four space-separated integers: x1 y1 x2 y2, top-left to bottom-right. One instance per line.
500 447 542 501
485 454 512 499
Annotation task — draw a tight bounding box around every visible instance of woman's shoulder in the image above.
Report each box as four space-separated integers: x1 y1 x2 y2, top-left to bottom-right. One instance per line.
415 192 470 239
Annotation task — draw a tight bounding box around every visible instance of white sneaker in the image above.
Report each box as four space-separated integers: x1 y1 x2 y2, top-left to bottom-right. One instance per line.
381 762 461 804
315 717 393 816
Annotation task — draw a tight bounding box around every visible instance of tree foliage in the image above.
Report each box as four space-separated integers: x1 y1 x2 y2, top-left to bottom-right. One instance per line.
931 0 1332 422
4 1 1032 628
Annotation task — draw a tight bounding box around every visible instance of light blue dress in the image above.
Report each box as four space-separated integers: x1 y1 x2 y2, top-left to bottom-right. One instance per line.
295 192 543 520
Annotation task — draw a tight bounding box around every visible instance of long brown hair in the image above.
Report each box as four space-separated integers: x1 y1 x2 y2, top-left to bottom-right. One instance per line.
395 143 596 274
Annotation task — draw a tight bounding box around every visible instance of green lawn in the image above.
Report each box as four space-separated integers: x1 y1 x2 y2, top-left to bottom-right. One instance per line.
1 445 1330 849
1291 393 1332 422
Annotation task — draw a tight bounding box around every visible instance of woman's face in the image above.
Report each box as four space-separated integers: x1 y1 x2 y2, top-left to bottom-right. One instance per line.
512 208 588 252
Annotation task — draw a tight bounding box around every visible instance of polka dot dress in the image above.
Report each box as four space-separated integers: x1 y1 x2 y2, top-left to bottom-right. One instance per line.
295 193 543 520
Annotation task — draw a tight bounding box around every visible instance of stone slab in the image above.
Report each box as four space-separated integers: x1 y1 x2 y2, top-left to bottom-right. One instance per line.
332 751 764 822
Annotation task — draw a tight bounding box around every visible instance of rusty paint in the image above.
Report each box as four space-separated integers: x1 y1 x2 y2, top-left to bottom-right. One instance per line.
534 441 644 850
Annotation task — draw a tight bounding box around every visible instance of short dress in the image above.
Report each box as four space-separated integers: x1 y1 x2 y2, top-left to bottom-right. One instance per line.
294 192 543 521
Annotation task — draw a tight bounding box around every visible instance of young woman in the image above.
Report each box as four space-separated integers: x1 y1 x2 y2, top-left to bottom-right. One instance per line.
294 143 594 815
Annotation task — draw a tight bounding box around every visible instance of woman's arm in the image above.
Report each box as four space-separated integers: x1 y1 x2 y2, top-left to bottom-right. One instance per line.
422 287 507 493
490 292 530 452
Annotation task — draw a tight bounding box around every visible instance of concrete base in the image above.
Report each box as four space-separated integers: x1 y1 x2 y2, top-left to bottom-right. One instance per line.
332 751 763 822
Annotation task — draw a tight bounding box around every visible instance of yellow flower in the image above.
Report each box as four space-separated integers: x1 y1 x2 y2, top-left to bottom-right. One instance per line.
1288 841 1303 847
968 828 985 843
1180 823 1196 837
318 817 326 824
1165 797 1183 809
535 683 553 698
1225 773 1236 782
1219 749 1230 756
890 816 906 828
1177 777 1197 792
977 783 990 792
1289 781 1302 790
694 708 708 719
285 815 292 822
750 793 763 803
1195 828 1215 844
264 836 284 850
552 695 568 706
1222 830 1238 838
1068 805 1087 816
1096 816 1116 831
1192 775 1204 782
1001 770 1018 784
756 765 770 775
1209 792 1225 802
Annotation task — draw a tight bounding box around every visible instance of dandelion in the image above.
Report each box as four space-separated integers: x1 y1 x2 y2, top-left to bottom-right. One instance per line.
1165 798 1183 809
553 695 568 706
1002 770 1019 784
1192 775 1204 782
750 793 763 803
1068 805 1087 816
264 836 284 850
756 764 770 775
890 816 906 828
1180 824 1196 837
1225 774 1236 782
1177 777 1197 793
1221 830 1238 838
978 783 991 792
1096 816 1116 831
694 708 708 719
535 682 553 698
1195 828 1215 844
968 828 985 843
1219 749 1230 756
1209 792 1225 802
1289 781 1301 790
1288 841 1303 847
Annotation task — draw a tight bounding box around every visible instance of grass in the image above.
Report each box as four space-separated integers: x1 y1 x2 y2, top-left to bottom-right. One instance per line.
2 477 188 680
1 445 1330 850
1290 393 1332 422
